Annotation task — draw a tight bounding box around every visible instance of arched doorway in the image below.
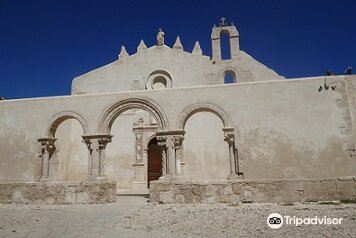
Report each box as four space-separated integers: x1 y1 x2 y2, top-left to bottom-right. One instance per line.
147 138 162 187
97 97 168 192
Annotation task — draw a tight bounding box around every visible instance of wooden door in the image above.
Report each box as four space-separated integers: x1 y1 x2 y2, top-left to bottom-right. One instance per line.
147 138 162 187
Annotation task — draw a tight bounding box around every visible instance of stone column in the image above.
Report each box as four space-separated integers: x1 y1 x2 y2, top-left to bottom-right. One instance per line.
173 134 184 176
156 131 185 179
223 128 238 180
82 134 112 181
38 138 57 181
166 136 176 177
157 135 167 178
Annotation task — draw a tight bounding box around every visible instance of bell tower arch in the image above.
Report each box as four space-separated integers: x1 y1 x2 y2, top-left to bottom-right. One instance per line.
211 17 240 61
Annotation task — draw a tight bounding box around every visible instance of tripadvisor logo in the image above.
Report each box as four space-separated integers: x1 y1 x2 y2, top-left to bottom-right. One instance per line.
267 213 283 229
267 213 343 229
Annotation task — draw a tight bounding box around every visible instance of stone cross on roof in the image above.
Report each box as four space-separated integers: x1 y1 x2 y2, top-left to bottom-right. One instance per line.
220 17 226 27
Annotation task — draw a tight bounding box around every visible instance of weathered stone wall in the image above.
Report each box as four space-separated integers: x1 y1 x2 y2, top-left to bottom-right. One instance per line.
149 177 356 204
72 47 283 95
0 181 116 204
0 76 355 184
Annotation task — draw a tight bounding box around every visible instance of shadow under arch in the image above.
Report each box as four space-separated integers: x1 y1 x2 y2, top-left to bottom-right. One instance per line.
97 97 169 134
46 111 89 138
145 134 158 150
177 102 231 130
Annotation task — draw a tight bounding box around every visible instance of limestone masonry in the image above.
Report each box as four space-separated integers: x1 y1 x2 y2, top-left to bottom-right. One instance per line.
0 18 355 204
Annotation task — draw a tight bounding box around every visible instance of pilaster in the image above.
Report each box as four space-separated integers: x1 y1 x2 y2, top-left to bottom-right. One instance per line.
37 137 57 181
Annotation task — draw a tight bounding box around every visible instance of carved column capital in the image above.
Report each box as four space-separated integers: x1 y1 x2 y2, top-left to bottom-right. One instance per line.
82 134 113 150
38 137 57 153
156 135 167 147
82 138 92 152
223 127 235 146
98 137 112 150
224 133 234 146
173 134 184 149
157 130 185 148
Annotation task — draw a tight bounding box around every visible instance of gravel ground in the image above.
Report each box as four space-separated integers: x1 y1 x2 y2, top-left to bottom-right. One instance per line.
0 196 355 238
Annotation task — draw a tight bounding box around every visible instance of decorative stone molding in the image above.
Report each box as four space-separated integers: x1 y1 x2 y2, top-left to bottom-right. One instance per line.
132 118 159 165
118 45 129 60
37 137 57 181
137 39 147 53
46 111 89 137
134 131 144 162
173 36 183 51
146 70 173 90
177 102 231 129
82 134 113 180
97 97 169 134
192 41 202 55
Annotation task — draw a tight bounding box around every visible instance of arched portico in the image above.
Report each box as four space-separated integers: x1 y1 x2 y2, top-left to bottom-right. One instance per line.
38 111 89 181
81 97 169 181
177 102 231 130
177 103 240 179
46 111 89 138
97 97 169 134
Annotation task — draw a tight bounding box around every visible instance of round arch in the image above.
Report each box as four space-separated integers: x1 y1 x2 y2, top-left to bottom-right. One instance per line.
46 111 89 138
177 103 231 130
98 97 169 134
144 134 158 150
219 67 238 84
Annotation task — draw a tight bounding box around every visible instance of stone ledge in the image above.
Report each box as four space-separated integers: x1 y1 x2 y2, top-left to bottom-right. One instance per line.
149 177 356 204
0 181 117 204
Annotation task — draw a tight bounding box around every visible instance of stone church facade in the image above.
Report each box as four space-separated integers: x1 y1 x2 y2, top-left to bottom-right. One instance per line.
0 19 355 204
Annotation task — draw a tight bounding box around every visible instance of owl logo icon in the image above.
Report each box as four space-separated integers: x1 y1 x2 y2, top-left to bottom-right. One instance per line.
267 213 283 229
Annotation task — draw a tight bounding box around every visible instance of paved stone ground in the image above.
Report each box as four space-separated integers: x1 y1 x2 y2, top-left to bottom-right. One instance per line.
0 197 355 237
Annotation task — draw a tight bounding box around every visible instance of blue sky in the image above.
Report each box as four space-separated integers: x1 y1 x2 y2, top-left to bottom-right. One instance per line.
0 0 355 99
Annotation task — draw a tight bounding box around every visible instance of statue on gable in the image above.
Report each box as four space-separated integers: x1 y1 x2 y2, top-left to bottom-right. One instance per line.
157 28 165 46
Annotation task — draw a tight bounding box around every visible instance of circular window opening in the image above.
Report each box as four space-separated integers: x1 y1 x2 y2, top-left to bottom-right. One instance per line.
146 70 172 90
152 76 167 89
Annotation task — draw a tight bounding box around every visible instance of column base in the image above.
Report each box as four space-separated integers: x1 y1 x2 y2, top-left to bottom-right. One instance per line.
227 173 239 180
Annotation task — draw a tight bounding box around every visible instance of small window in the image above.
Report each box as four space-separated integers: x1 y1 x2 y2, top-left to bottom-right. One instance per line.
224 70 236 84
